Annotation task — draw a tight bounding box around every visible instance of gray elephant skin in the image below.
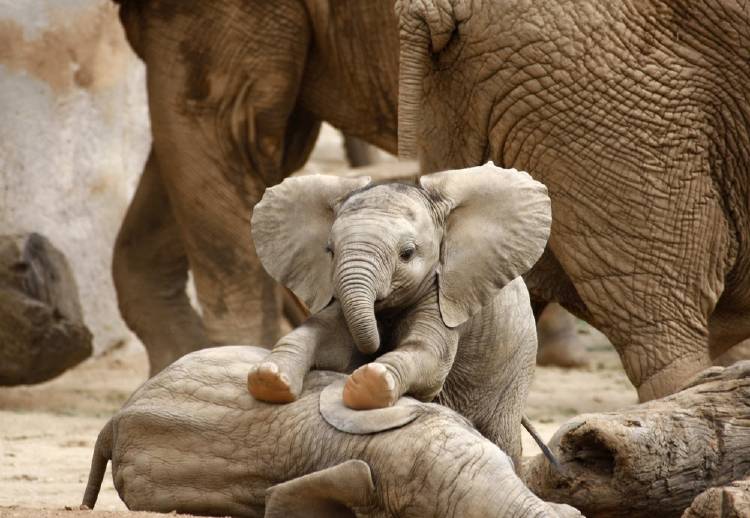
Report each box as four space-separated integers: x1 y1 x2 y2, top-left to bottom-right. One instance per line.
81 346 580 518
246 164 550 467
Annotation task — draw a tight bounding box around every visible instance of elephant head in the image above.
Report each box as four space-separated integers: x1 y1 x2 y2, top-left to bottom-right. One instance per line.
252 163 550 353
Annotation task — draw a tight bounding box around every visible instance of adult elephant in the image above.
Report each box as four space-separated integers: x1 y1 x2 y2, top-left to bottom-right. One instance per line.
111 0 401 374
396 0 750 400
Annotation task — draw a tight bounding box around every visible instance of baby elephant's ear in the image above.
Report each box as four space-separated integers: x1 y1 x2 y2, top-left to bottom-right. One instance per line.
319 379 422 434
420 162 551 327
252 175 371 313
265 460 375 518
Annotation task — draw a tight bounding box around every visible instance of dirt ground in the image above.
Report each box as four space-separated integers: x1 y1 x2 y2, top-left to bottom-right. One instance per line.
0 127 637 516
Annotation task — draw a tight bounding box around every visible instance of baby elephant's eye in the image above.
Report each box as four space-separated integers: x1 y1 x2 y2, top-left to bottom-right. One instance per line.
325 243 334 257
399 245 416 262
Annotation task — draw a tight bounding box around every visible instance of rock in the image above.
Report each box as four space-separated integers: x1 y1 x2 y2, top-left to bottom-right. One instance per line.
682 479 750 518
0 234 92 385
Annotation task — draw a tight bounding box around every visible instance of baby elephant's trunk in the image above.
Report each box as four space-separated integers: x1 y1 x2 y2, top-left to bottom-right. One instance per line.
336 261 381 355
80 419 113 510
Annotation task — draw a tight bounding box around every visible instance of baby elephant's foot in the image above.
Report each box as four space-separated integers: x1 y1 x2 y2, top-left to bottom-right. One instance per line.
343 363 398 410
247 362 299 403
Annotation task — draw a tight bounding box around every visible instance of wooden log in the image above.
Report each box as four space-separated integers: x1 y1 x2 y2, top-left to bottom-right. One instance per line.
0 233 92 385
525 361 750 518
682 478 750 518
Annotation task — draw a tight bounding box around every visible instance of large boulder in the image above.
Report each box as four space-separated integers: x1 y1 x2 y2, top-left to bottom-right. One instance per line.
0 233 92 385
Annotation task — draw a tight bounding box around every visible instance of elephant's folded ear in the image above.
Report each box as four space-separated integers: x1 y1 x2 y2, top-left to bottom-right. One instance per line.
265 459 375 518
420 162 551 327
320 380 422 434
251 175 371 313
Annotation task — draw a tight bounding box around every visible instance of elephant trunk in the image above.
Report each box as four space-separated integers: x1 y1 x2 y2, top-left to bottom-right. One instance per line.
335 260 381 355
397 12 431 159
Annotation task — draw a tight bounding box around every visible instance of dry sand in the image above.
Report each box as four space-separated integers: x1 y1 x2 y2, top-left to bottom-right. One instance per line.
0 325 636 517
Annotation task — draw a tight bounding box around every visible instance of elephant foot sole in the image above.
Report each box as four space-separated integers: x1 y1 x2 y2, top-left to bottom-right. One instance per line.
343 363 398 410
247 362 298 403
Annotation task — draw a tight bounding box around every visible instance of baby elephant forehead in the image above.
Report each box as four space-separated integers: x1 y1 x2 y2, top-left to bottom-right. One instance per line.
339 183 425 218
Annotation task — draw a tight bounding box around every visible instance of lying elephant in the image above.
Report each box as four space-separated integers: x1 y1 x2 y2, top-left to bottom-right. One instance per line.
247 164 550 468
81 346 580 517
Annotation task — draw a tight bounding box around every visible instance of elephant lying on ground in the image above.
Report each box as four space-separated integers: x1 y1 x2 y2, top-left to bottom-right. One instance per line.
81 346 581 518
395 0 750 400
247 164 550 467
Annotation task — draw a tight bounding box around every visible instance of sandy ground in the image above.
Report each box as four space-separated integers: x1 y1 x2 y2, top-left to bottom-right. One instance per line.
0 126 638 516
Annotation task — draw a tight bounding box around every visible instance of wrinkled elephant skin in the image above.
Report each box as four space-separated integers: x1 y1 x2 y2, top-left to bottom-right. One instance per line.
81 346 581 518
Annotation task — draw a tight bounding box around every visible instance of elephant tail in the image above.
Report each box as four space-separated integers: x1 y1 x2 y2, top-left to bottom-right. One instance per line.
80 418 113 510
522 415 560 471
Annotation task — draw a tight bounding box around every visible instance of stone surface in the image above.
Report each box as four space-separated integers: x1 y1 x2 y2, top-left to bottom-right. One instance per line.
682 479 750 518
0 0 151 353
0 233 92 385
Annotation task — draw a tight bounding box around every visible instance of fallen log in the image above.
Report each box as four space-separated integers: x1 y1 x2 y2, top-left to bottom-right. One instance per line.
682 478 750 518
525 361 750 518
0 233 92 385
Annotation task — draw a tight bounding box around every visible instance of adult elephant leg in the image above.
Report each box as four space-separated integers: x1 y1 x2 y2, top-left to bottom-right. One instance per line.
113 151 209 375
549 158 733 402
713 338 750 366
139 1 316 348
342 135 377 168
536 303 588 368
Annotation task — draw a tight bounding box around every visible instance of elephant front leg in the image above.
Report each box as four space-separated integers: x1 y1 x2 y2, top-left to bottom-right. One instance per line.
140 0 319 350
113 151 210 375
248 302 354 403
343 316 460 410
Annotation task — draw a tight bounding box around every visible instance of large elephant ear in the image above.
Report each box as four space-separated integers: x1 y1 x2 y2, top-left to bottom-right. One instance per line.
420 162 551 327
319 379 422 434
265 460 375 518
252 175 371 313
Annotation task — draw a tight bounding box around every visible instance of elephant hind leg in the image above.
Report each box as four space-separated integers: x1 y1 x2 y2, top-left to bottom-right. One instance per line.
550 160 734 401
113 150 210 375
536 303 589 368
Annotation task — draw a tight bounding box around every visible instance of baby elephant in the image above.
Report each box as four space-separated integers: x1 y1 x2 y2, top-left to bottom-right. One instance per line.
248 162 551 463
81 346 580 517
